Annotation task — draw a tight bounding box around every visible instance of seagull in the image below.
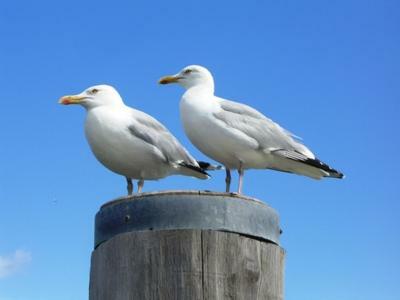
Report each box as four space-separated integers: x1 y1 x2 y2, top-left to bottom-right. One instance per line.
159 65 344 194
59 84 214 195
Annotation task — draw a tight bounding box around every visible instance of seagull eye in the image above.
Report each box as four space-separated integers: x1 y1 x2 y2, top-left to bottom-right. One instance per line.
183 69 192 74
90 88 99 94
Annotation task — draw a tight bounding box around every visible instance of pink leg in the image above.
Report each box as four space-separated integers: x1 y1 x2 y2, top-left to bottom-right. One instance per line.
225 168 231 192
237 163 244 194
138 179 144 193
126 177 133 195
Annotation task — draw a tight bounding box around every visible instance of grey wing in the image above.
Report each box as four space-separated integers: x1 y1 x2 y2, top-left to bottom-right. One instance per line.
215 98 314 158
128 110 198 165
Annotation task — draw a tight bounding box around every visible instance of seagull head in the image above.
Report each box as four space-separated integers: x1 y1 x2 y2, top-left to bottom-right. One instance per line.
59 84 124 109
159 65 214 92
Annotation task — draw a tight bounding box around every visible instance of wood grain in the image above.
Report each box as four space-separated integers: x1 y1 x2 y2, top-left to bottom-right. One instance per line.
90 230 284 300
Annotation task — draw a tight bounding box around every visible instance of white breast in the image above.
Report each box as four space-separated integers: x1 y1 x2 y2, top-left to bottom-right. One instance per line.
180 92 268 169
84 106 170 179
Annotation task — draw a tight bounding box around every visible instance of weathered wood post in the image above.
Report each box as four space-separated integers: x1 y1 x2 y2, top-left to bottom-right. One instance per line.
89 191 285 300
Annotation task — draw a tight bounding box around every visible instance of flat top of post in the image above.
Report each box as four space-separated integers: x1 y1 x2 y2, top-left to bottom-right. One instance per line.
95 190 280 248
101 190 267 209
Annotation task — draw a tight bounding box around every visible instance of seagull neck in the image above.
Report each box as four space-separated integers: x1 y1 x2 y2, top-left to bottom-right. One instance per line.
85 102 125 112
186 84 214 96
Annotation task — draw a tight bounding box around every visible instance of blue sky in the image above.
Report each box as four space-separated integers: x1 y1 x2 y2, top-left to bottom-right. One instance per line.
0 0 399 299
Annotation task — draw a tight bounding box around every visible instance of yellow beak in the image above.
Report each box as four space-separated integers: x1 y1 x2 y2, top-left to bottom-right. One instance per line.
58 94 86 105
158 75 180 84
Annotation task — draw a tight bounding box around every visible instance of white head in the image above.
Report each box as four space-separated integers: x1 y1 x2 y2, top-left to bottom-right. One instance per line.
159 65 214 92
59 84 124 110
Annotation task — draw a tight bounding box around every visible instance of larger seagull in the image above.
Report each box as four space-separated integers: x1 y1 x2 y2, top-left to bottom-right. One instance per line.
159 65 343 194
59 84 212 195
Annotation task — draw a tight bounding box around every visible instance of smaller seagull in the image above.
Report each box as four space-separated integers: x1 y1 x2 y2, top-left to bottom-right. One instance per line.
159 65 344 194
59 84 214 195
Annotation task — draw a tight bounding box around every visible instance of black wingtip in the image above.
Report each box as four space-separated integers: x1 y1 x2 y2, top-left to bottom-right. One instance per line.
327 170 345 179
309 158 344 179
197 161 223 171
179 161 210 177
271 149 344 179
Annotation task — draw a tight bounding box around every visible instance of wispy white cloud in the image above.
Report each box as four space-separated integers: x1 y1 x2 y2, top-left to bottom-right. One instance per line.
0 250 31 279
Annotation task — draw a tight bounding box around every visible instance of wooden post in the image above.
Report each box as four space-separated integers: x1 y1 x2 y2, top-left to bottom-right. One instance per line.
89 191 285 300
